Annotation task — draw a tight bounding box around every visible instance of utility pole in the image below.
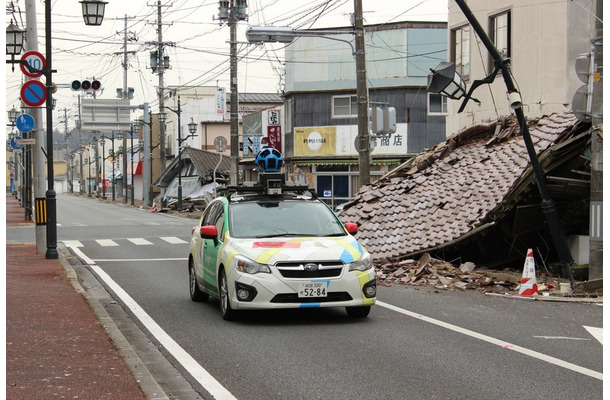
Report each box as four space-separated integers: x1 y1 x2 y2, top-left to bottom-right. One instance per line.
24 0 46 254
157 1 167 173
589 0 603 279
354 0 370 186
78 95 84 194
229 0 239 185
218 0 247 185
148 1 173 202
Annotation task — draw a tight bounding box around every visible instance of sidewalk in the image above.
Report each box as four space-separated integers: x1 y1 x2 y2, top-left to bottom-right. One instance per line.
5 192 149 400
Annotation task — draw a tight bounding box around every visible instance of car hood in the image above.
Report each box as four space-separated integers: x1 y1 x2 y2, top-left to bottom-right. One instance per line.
229 236 365 264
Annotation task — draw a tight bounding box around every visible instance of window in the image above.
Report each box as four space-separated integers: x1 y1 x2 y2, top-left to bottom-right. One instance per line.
332 95 358 118
491 11 510 60
452 25 470 80
428 93 448 115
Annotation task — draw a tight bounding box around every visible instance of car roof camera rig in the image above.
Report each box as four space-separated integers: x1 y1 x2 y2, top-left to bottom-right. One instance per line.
224 146 314 199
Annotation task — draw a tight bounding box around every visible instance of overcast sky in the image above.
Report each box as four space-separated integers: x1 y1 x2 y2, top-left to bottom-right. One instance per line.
5 0 448 128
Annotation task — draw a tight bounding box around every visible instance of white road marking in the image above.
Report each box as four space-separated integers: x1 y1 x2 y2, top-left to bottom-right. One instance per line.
65 244 236 399
533 336 590 341
161 236 188 244
90 264 237 400
584 326 603 345
63 240 83 247
376 301 602 381
97 239 119 247
128 238 153 245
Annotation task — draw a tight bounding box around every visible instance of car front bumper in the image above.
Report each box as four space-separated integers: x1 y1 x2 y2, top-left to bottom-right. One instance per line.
226 266 376 310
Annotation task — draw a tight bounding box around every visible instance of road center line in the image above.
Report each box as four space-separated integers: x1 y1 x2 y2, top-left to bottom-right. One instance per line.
376 301 602 381
67 245 237 399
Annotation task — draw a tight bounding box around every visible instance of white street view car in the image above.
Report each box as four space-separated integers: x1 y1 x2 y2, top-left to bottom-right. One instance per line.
188 170 376 320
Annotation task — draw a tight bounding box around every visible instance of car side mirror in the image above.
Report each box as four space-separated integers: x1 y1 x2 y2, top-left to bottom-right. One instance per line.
200 225 219 245
344 222 358 234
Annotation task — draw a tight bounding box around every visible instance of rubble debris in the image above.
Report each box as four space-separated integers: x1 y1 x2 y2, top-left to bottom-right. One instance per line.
376 253 520 293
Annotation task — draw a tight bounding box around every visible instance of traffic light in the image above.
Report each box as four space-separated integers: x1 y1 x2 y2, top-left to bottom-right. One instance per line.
71 79 102 92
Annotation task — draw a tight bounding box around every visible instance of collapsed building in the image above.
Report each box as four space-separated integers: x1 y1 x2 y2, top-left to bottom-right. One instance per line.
338 111 591 272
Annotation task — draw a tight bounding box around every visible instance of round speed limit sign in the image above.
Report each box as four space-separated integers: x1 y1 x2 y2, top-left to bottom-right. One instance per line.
20 51 46 78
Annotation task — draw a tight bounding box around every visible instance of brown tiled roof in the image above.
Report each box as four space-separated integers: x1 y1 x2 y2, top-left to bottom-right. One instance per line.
339 111 583 262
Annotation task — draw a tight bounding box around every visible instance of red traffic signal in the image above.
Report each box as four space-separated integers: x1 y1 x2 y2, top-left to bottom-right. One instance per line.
70 79 102 91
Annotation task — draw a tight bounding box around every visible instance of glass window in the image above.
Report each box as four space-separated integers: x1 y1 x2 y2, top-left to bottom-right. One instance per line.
428 93 448 115
229 199 345 238
452 25 470 80
332 95 358 118
491 11 510 59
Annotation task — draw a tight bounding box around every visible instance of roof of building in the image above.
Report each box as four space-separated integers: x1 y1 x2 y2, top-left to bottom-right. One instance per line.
338 111 591 266
155 146 231 188
237 93 283 103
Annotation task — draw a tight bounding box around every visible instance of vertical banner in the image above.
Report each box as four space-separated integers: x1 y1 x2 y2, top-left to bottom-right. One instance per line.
266 109 281 153
267 126 282 153
216 87 226 114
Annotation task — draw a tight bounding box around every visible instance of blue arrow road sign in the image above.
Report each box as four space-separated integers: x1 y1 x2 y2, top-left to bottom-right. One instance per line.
15 113 35 132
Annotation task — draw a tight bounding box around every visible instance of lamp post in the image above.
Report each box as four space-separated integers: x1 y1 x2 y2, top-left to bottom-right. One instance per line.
129 123 137 205
6 0 106 259
246 0 371 186
158 96 198 211
427 0 575 286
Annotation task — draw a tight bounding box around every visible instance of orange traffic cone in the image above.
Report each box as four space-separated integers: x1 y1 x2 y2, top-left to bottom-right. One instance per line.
519 248 538 296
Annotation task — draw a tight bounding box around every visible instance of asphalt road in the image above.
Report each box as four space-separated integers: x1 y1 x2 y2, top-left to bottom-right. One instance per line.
32 194 604 399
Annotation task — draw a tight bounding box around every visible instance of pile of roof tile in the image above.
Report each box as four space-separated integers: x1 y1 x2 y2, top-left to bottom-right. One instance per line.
339 111 585 263
376 253 518 292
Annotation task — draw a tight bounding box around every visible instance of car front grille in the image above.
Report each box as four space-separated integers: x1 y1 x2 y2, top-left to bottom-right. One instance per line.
275 261 344 278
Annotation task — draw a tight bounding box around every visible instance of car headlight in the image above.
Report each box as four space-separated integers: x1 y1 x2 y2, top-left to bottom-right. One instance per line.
233 255 271 274
349 251 373 271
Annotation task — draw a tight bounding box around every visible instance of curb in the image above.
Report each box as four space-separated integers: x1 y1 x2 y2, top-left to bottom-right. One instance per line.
59 244 171 400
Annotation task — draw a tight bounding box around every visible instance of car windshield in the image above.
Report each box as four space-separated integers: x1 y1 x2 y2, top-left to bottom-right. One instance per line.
229 198 347 238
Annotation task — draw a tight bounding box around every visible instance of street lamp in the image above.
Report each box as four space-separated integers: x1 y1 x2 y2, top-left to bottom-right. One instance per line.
426 61 467 101
6 22 25 71
158 96 197 212
246 8 370 186
79 0 108 26
7 106 19 126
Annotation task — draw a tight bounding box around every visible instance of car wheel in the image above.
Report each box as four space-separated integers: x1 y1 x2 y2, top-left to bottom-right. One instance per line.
346 306 371 318
219 269 237 320
189 260 208 302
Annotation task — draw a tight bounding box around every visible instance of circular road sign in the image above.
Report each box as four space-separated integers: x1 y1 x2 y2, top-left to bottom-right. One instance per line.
10 136 24 150
15 113 35 132
20 51 46 78
21 80 47 107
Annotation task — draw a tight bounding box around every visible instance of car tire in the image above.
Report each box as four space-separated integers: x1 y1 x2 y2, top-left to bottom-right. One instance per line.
346 306 371 318
219 269 237 321
189 260 209 302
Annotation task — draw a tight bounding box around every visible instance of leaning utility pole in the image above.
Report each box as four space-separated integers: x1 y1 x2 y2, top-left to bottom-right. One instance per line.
24 0 46 253
354 0 370 186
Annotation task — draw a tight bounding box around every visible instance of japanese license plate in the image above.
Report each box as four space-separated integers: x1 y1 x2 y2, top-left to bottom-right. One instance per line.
298 282 328 298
